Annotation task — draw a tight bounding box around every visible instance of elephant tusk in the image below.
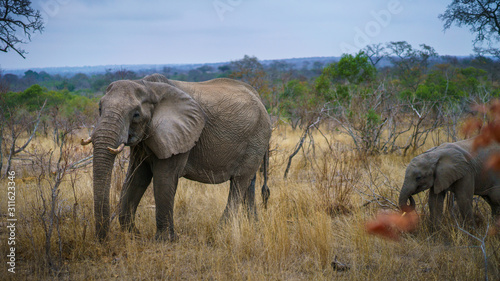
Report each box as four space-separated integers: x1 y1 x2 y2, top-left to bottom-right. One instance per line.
107 143 125 154
81 137 92 146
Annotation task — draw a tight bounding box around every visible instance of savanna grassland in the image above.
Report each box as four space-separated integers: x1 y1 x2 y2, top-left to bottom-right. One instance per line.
1 125 499 281
2 44 500 280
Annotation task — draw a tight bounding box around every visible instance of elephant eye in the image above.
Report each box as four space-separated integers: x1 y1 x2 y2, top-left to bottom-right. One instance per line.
415 176 422 181
132 112 140 120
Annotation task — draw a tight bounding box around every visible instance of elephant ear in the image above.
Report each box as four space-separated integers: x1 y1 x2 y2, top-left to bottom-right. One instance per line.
143 81 206 159
433 146 470 194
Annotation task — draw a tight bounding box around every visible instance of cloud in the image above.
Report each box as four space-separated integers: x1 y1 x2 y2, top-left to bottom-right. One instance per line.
1 0 477 69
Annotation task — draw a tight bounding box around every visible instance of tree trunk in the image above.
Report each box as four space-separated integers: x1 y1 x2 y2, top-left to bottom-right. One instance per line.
0 117 3 175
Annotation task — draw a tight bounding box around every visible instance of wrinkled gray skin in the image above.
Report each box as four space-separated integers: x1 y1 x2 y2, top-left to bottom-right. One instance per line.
399 138 500 228
90 73 271 241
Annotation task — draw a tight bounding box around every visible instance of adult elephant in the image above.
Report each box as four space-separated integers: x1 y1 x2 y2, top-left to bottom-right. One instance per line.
83 73 271 241
398 138 500 228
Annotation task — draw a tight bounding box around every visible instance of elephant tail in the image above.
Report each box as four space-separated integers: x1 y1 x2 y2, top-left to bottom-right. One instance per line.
261 148 270 209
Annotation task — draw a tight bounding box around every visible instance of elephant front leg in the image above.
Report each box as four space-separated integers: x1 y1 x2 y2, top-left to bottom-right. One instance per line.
428 190 446 231
153 177 178 242
119 150 153 234
152 152 189 242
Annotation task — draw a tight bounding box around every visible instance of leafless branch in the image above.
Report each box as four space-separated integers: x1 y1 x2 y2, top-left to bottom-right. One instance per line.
284 104 329 179
0 0 44 58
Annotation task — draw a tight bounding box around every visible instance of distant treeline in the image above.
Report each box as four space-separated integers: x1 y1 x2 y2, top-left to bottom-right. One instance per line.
2 42 499 97
0 57 333 94
1 41 500 155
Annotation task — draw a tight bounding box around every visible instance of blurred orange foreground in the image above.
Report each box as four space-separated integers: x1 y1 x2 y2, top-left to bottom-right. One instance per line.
365 210 419 241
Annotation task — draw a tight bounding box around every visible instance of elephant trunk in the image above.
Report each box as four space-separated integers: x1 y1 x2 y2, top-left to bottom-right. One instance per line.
92 114 124 241
399 195 416 212
399 178 417 212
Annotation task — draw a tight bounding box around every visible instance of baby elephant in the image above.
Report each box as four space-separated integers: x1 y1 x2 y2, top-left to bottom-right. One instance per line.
398 138 500 228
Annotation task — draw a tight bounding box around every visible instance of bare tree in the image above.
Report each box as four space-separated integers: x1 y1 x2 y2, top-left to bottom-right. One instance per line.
386 41 438 91
363 43 387 67
229 55 269 95
0 98 4 174
0 0 44 58
284 104 329 179
440 0 500 44
440 0 500 57
114 68 136 80
3 99 46 176
28 117 84 272
474 45 500 59
0 69 8 174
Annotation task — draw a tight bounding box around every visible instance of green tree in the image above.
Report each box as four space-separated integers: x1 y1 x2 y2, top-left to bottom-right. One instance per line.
410 64 488 104
5 84 44 111
197 65 214 74
279 80 313 128
315 51 376 104
217 64 231 78
70 73 91 90
319 52 376 85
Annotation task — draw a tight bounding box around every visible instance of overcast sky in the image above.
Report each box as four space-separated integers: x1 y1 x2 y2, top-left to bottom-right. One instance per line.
1 0 476 70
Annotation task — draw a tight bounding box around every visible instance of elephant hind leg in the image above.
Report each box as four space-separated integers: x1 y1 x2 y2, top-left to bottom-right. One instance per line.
222 175 254 221
482 193 500 220
261 149 270 209
453 176 475 228
243 174 257 219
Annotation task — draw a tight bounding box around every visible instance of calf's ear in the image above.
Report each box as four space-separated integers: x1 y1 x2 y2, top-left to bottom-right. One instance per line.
433 147 469 194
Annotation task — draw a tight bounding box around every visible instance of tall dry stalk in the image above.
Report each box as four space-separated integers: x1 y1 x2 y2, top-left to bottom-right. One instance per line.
313 144 360 217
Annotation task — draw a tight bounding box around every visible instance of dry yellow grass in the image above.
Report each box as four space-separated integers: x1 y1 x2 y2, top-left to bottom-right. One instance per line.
1 125 499 280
